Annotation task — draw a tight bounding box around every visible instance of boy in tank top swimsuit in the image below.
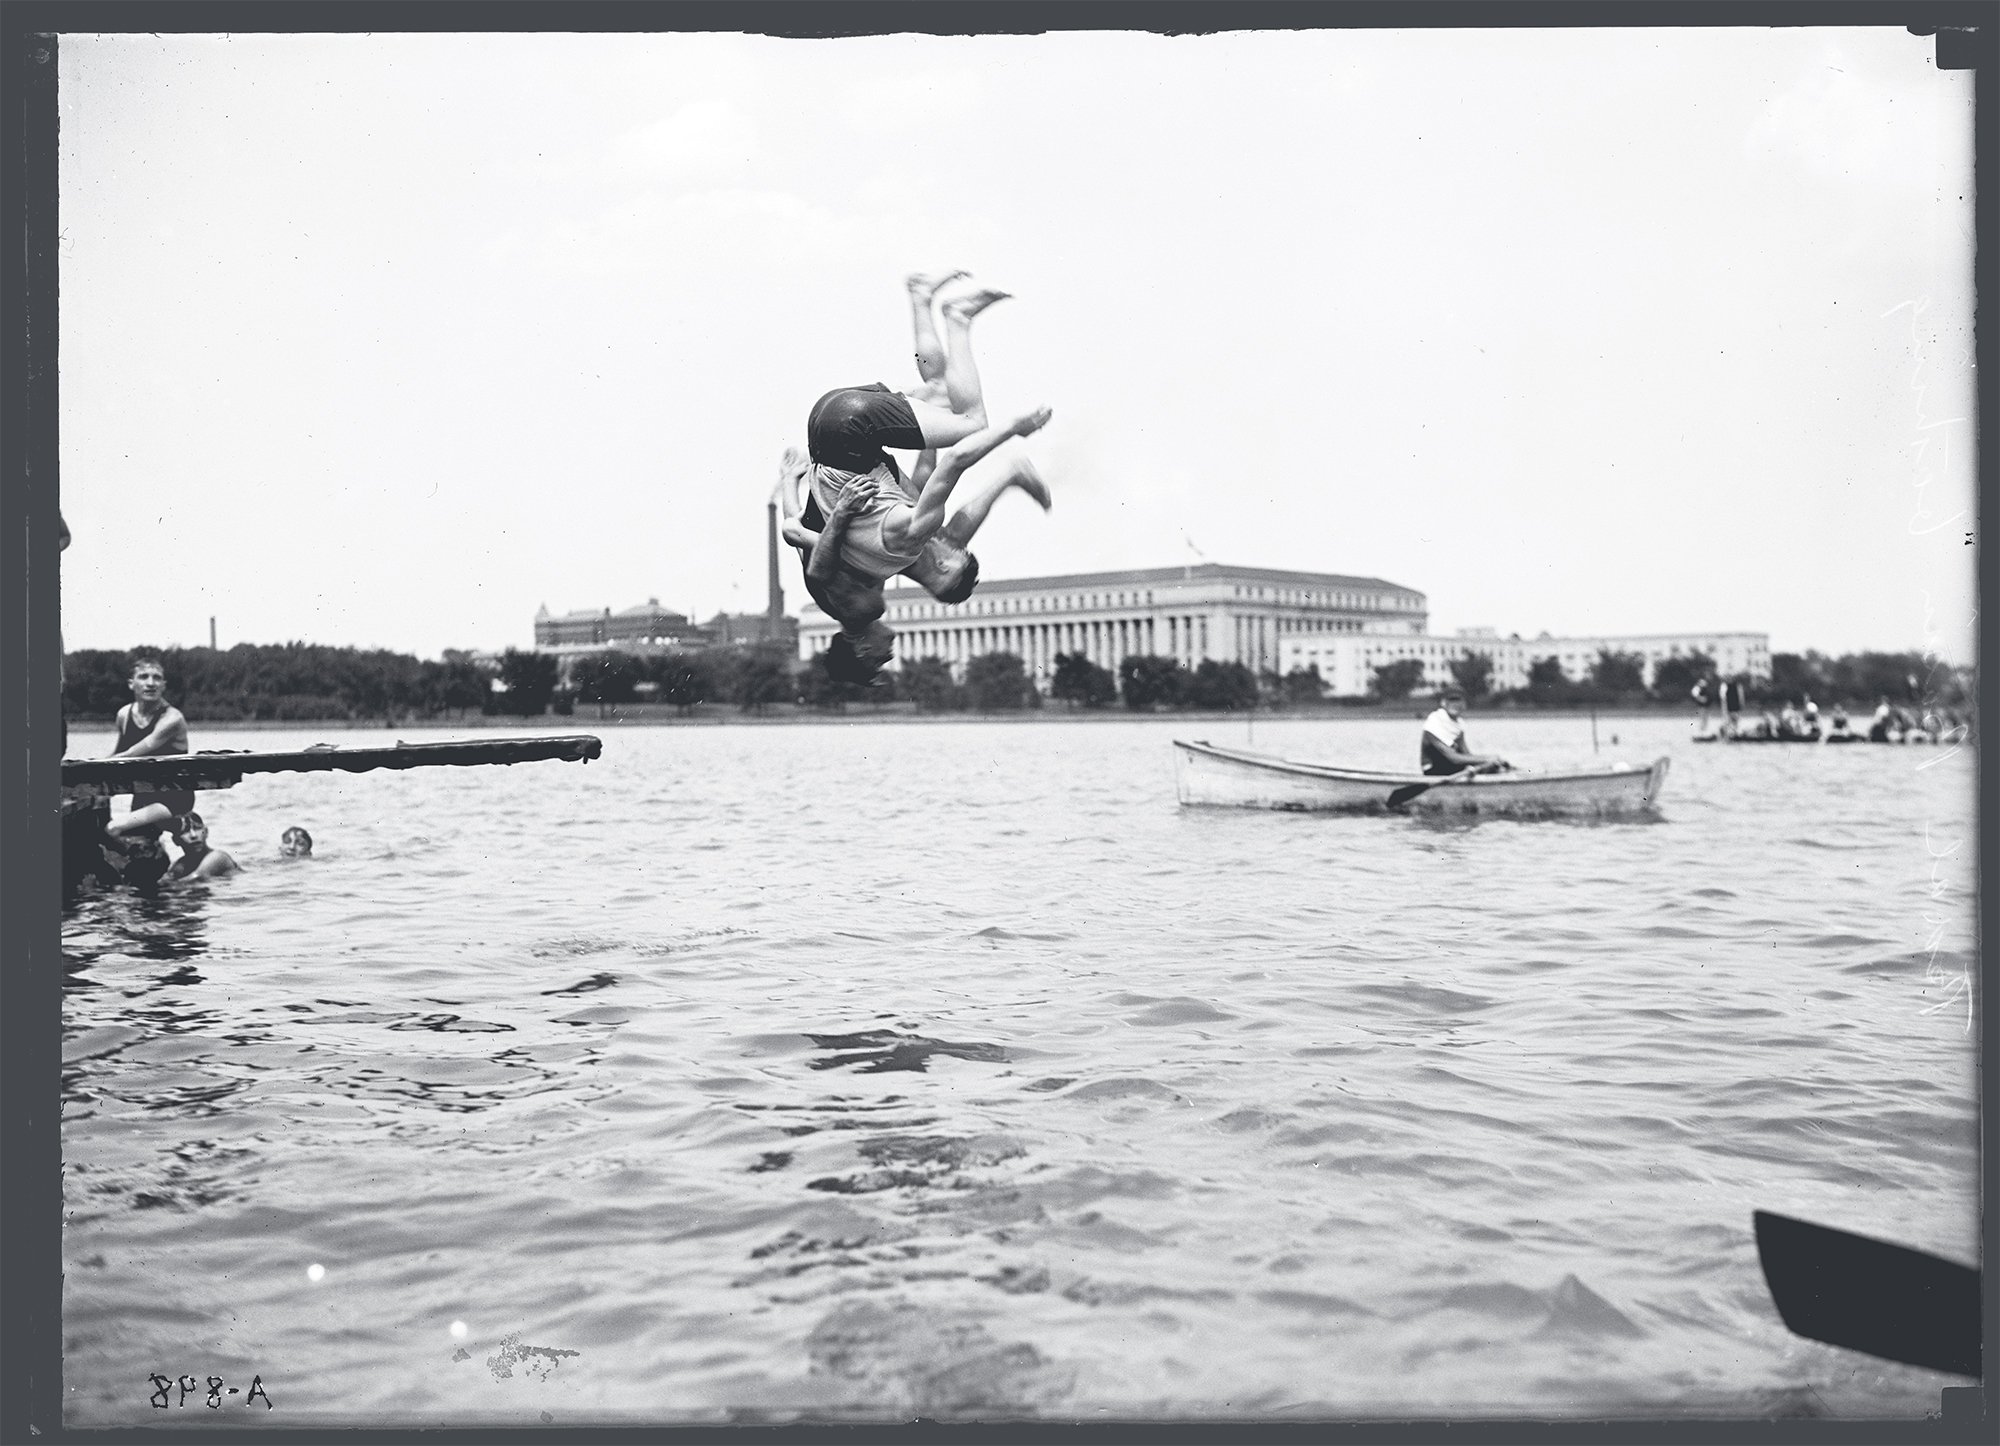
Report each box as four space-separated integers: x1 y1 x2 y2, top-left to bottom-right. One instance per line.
103 656 196 841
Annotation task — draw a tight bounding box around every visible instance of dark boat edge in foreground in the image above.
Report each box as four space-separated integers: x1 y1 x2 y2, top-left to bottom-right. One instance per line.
1753 1210 1982 1379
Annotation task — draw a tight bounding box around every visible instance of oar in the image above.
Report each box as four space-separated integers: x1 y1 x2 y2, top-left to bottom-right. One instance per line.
1385 767 1488 811
1753 1210 1981 1377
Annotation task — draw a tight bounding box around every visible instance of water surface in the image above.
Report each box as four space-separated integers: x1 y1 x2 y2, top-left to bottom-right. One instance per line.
61 714 1979 1425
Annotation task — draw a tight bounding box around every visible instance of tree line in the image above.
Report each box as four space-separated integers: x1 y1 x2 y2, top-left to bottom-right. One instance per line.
1402 646 1974 711
62 640 1971 723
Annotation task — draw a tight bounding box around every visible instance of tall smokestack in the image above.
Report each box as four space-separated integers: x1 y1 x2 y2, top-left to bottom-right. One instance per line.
209 616 217 650
766 500 784 627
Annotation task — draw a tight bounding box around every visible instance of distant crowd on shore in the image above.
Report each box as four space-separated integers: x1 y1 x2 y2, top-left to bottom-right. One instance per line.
1693 672 1972 745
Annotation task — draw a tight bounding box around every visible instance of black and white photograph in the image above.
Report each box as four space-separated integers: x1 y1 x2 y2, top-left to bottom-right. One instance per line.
25 8 1986 1431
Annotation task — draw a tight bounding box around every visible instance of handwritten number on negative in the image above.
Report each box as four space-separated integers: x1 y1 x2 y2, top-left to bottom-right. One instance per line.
147 1372 272 1409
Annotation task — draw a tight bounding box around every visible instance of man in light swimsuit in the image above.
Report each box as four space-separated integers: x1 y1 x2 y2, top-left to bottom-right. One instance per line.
1420 686 1510 776
783 273 1053 681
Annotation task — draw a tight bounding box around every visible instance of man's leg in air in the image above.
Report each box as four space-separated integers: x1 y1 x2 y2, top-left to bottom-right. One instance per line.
900 286 1011 447
937 454 1051 550
894 406 1052 551
905 271 966 399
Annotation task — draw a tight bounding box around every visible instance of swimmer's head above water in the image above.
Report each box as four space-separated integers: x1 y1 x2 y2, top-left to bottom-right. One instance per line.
280 826 314 858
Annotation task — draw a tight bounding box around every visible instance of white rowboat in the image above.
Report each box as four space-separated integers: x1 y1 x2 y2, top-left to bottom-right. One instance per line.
1173 739 1670 816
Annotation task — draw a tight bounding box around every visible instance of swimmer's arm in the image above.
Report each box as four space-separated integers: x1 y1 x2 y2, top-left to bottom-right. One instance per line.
807 483 870 583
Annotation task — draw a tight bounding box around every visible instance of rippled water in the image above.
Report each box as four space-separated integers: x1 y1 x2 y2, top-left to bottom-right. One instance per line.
61 714 1978 1425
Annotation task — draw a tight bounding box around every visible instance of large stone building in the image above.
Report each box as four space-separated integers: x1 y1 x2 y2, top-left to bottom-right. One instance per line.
534 599 703 656
1278 628 1771 697
796 563 1428 682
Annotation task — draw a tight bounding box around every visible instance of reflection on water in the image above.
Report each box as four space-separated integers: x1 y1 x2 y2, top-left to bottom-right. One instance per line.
804 1030 1011 1073
59 718 1979 1425
65 886 214 966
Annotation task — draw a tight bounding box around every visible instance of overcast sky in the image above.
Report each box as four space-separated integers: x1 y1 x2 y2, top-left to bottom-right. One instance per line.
55 24 1975 663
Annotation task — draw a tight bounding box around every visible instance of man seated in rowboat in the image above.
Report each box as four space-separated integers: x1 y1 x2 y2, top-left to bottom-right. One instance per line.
1421 686 1510 776
102 656 196 844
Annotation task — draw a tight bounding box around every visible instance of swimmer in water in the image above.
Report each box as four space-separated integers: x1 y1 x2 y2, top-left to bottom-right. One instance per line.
280 826 314 859
165 812 240 882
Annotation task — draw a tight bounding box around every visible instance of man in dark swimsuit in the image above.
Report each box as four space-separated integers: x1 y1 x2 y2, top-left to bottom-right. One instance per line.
103 656 195 842
784 273 1052 682
781 405 1051 682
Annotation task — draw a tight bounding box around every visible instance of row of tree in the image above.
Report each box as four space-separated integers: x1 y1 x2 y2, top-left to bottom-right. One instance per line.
61 641 1972 723
1404 646 1973 710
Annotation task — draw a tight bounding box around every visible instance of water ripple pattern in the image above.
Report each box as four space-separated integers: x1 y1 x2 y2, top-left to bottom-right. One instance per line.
61 717 1978 1424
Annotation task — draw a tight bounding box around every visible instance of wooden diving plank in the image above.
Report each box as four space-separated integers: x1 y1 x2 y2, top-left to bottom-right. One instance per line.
61 734 603 791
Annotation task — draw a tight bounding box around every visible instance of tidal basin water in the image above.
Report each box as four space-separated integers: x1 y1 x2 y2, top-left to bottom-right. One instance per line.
61 714 1978 1426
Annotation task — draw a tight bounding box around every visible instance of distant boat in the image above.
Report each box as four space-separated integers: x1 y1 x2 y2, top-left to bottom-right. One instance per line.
1692 730 1821 745
1173 740 1669 816
1694 728 1963 746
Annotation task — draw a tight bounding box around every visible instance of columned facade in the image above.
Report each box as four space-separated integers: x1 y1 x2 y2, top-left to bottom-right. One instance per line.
1279 630 1773 697
797 563 1428 684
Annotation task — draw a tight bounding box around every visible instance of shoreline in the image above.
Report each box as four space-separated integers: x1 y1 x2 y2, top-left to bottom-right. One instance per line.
67 704 1706 736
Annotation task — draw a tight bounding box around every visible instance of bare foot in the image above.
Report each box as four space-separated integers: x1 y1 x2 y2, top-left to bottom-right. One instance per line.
1009 457 1052 511
780 446 808 478
941 287 1011 322
907 270 969 302
1010 405 1053 438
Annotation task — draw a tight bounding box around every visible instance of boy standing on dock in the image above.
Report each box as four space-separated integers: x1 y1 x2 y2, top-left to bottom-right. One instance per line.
102 657 196 842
